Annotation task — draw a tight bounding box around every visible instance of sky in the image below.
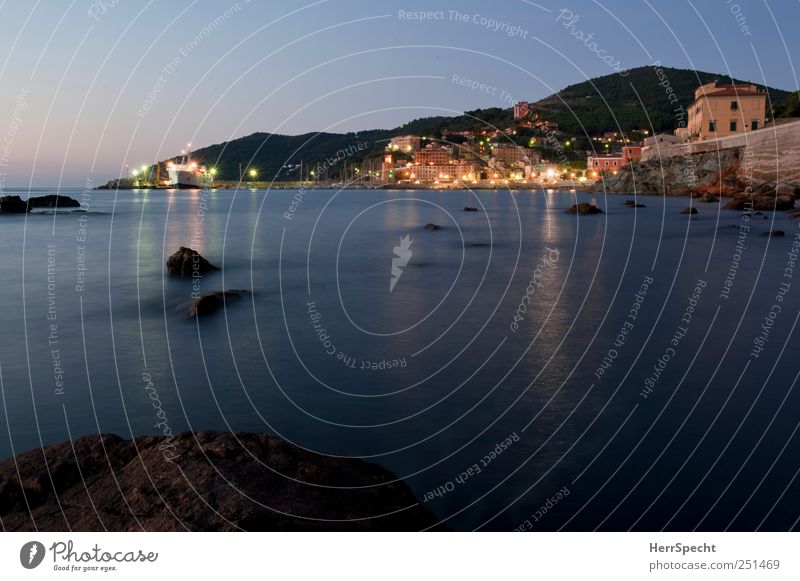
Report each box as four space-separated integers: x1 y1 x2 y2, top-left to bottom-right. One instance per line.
0 0 797 186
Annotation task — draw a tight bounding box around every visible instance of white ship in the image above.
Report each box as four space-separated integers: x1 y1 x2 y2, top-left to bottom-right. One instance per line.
167 145 214 189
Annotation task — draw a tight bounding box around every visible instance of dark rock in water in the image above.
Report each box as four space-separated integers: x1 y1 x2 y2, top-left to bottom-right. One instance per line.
424 223 442 230
463 206 478 212
166 246 219 277
775 182 799 197
724 190 795 211
699 194 719 203
622 200 645 207
681 207 698 214
27 195 81 209
566 203 603 215
0 195 29 213
0 431 444 531
787 209 800 220
762 230 785 237
186 290 248 318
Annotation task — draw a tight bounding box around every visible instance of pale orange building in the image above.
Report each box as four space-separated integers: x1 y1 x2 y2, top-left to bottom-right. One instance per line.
686 81 767 141
414 143 453 165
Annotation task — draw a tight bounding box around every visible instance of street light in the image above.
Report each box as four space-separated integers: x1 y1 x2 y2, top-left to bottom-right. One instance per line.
249 168 257 181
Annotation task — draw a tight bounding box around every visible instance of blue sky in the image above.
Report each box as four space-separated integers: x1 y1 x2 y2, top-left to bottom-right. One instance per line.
0 0 797 186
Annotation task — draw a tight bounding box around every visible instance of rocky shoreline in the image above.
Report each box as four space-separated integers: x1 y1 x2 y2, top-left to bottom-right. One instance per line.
0 431 444 531
589 146 800 211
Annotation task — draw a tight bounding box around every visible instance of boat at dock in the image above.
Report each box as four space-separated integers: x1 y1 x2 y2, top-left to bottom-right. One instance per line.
167 145 214 189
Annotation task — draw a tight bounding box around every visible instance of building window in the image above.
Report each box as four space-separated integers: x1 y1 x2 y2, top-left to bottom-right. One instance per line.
709 121 717 132
730 120 737 131
731 100 739 110
751 120 759 130
613 161 618 166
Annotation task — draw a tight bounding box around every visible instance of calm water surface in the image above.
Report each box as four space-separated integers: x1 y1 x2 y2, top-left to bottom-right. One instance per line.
1 187 798 531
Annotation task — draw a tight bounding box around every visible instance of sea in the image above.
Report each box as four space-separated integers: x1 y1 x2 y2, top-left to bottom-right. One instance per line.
1 187 799 531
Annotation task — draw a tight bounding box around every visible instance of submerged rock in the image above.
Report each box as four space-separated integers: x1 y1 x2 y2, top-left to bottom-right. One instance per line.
681 207 698 214
463 206 478 212
0 431 444 531
566 203 603 215
186 290 248 318
166 246 219 277
424 223 442 230
763 230 785 237
623 200 646 208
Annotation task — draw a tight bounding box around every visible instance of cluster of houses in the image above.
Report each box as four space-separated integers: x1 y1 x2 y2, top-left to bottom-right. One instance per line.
379 80 772 184
383 135 548 185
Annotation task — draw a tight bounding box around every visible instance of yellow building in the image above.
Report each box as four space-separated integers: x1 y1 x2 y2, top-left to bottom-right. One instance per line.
686 81 767 141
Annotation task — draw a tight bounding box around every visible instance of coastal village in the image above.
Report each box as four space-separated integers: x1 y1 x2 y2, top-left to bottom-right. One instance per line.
112 77 798 194
375 80 778 189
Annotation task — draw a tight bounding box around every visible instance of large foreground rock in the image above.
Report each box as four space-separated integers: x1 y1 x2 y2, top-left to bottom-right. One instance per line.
166 246 219 276
0 431 444 531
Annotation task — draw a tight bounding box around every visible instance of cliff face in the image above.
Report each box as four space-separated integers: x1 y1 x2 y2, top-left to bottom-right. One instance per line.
595 120 800 198
591 147 745 196
0 432 444 531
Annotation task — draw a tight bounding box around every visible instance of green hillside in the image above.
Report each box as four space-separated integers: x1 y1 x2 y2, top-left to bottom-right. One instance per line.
187 109 514 182
533 65 792 134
